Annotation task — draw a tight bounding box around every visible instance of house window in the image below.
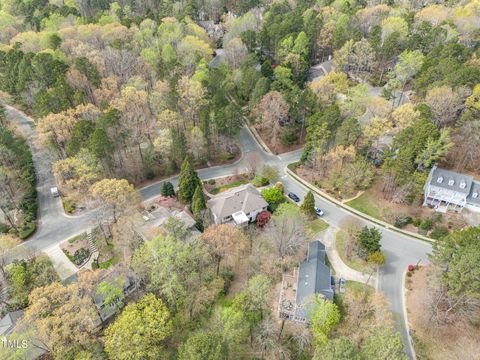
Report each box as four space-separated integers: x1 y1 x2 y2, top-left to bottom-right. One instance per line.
437 176 443 183
448 179 455 186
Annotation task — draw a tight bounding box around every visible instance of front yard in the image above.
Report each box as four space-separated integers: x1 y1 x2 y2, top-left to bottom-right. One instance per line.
61 233 90 267
204 173 271 195
307 218 329 238
335 229 372 274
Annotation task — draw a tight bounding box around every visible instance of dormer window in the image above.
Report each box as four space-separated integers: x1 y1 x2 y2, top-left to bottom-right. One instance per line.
448 179 455 186
473 192 479 199
460 180 467 189
437 176 443 184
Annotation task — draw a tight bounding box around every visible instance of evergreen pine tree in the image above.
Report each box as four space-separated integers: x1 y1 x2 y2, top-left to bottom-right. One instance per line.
178 157 201 203
261 59 274 78
300 191 316 219
161 181 175 197
191 185 206 222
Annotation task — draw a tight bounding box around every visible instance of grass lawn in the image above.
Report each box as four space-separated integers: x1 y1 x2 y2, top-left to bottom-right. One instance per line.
210 180 249 195
336 230 371 274
68 232 87 244
345 192 384 221
345 280 373 295
307 218 329 238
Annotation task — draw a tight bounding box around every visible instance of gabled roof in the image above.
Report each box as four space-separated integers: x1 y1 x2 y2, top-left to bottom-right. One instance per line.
295 241 334 319
207 184 268 219
429 167 473 195
0 310 24 335
468 181 480 205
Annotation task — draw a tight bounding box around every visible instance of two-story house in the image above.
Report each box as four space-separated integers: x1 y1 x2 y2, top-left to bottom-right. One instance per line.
423 165 480 213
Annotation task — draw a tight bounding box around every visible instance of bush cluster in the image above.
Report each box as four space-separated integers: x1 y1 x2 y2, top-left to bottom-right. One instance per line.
72 248 90 266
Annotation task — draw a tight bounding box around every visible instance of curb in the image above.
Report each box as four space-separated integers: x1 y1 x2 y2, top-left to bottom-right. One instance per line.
402 269 417 360
244 124 274 155
285 167 435 244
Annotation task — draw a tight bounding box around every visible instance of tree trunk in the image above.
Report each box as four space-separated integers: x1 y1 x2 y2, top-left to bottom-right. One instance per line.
278 319 285 340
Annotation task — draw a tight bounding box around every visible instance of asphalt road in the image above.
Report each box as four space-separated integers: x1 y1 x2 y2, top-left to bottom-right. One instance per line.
5 106 96 253
5 104 430 359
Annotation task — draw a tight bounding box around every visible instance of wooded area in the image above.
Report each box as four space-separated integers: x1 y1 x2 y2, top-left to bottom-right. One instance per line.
0 0 479 358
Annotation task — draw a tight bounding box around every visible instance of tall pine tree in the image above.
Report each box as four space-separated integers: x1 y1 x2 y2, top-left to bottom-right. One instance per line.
178 157 201 203
191 185 206 223
300 191 316 219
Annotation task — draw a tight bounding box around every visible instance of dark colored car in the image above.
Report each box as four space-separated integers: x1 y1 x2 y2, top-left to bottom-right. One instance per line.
288 192 300 202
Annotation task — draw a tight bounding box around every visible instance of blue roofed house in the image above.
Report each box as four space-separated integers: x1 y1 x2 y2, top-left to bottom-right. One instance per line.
278 241 334 323
423 165 480 213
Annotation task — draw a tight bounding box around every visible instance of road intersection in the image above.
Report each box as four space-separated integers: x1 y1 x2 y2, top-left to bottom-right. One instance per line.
5 104 430 358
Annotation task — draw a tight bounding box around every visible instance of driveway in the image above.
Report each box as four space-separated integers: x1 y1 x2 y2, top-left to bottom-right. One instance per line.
320 226 373 285
6 103 429 359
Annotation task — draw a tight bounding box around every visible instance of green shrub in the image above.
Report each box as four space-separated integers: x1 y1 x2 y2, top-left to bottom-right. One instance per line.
63 199 76 214
419 219 433 231
18 222 36 239
394 215 413 228
252 175 269 187
412 218 422 227
430 226 449 240
145 171 155 180
207 179 216 185
0 222 9 233
406 271 413 277
72 248 90 266
281 129 298 146
219 267 235 294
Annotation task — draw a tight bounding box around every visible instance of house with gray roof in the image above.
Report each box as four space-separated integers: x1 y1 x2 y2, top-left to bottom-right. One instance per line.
308 58 335 82
93 269 137 323
0 310 23 336
278 241 334 323
424 165 480 213
207 184 268 225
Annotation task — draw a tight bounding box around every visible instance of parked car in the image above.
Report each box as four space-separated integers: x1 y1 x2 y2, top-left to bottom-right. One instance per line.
330 276 336 286
287 192 300 202
50 187 60 198
314 206 324 217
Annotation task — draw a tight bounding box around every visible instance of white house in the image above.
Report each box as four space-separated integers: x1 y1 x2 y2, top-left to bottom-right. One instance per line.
423 166 480 213
207 184 268 225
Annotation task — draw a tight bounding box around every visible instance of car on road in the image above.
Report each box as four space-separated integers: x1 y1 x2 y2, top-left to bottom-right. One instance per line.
50 187 60 198
287 192 300 202
314 206 324 217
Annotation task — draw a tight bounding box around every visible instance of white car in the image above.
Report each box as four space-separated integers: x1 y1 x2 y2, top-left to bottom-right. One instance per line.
50 187 60 198
314 206 324 217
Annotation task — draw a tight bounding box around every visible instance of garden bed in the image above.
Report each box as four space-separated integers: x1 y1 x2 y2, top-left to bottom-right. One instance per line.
60 233 90 267
204 174 251 195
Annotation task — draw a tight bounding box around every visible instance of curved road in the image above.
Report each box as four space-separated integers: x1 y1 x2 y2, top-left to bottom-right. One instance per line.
5 104 429 358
